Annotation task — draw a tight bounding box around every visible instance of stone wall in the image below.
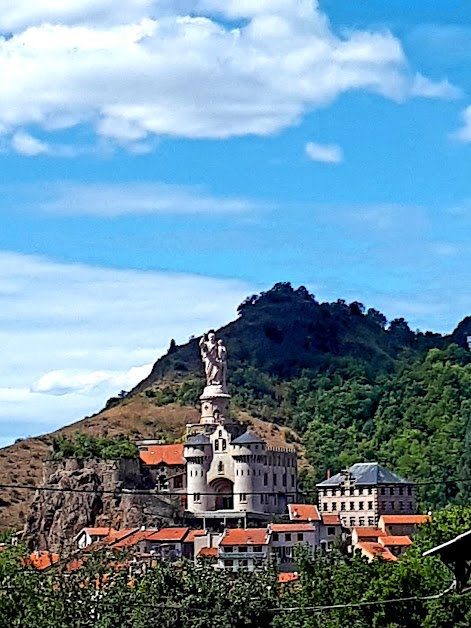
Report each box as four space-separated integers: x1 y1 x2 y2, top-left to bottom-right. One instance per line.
25 457 183 551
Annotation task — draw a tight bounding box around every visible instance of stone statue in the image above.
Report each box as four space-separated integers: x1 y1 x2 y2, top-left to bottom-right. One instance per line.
199 331 227 388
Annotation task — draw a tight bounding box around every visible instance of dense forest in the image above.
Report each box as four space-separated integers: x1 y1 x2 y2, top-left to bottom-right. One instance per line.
2 505 471 627
129 283 471 510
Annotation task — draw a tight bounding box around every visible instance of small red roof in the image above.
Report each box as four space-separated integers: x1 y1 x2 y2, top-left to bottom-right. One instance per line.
288 504 321 522
353 527 386 538
83 527 117 537
140 444 184 466
379 535 413 547
270 523 315 533
322 514 342 526
220 528 269 546
27 552 59 571
197 547 218 558
146 527 190 542
380 515 430 525
356 542 397 562
185 529 206 543
113 530 158 549
278 572 300 583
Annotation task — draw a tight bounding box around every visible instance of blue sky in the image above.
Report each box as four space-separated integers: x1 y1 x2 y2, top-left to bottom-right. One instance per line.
0 0 471 446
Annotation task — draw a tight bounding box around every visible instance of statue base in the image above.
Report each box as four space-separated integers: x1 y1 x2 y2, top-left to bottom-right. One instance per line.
200 385 230 400
200 385 231 424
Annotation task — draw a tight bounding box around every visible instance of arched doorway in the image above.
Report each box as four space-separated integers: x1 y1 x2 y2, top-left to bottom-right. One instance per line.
210 478 234 510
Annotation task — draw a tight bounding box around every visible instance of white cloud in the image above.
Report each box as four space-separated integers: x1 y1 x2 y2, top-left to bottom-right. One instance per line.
305 141 343 164
410 73 461 99
34 182 265 216
0 251 253 441
0 1 457 147
11 131 49 156
452 105 471 142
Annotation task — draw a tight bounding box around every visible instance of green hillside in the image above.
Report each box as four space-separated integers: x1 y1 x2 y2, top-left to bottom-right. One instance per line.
128 283 471 510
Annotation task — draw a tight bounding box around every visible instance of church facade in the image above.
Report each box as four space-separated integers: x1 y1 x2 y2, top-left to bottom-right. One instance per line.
183 332 297 517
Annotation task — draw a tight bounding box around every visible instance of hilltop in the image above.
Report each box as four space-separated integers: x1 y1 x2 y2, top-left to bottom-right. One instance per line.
1 282 470 530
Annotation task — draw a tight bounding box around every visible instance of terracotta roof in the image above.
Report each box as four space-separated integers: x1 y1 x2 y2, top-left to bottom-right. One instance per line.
355 542 397 562
220 528 269 546
278 572 300 583
197 547 218 558
113 530 158 549
185 529 206 543
379 536 412 547
352 527 386 538
321 515 342 526
139 444 185 466
146 527 190 542
27 552 59 571
380 515 431 525
270 523 315 533
82 527 117 537
288 504 321 522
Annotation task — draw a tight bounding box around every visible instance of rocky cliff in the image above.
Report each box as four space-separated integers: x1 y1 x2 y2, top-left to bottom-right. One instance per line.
26 457 183 551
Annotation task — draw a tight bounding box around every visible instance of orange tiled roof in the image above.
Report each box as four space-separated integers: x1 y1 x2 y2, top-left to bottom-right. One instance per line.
353 527 386 538
197 547 218 557
355 542 397 562
380 515 431 525
278 572 300 583
185 529 206 543
288 504 321 522
270 523 315 533
379 535 413 547
113 530 158 549
83 527 117 537
139 444 184 466
220 528 269 546
146 527 190 542
27 552 59 571
322 515 342 526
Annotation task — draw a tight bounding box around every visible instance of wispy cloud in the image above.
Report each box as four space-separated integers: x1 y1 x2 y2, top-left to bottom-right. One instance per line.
451 105 471 142
10 182 268 217
305 142 343 164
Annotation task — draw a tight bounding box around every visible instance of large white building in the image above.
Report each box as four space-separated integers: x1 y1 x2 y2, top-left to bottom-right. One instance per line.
184 331 297 520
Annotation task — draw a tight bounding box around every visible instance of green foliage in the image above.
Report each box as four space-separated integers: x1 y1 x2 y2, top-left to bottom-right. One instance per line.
2 507 471 627
51 433 138 461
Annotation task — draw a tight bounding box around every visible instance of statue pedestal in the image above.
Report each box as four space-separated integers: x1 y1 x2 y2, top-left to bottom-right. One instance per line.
200 386 231 424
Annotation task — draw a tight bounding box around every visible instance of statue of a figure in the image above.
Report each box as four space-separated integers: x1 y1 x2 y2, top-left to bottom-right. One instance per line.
199 331 227 388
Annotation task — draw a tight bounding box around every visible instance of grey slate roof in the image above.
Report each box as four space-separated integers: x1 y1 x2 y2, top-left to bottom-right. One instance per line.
231 430 265 445
317 462 409 487
185 434 210 446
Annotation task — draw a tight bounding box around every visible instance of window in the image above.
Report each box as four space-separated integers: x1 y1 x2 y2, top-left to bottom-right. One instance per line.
224 559 233 567
381 501 386 510
359 502 364 511
264 473 268 486
349 517 356 527
285 533 292 542
282 474 287 487
238 546 247 553
332 502 337 511
218 461 224 474
297 533 304 542
390 487 395 496
239 560 248 567
323 503 328 512
273 474 277 486
368 517 375 526
368 487 373 495
218 430 222 437
291 475 295 487
341 502 346 511
253 546 263 553
409 501 414 510
390 501 395 510
272 533 279 542
215 440 219 451
359 517 365 526
340 487 345 496
407 486 413 496
174 475 183 489
240 493 247 502
399 486 404 496
222 439 227 451
327 526 335 536
380 487 385 495
359 488 364 496
194 493 201 502
400 501 405 511
349 501 355 511
368 501 373 510
224 546 233 552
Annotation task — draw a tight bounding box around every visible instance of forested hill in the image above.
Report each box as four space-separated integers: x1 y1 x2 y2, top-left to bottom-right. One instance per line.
135 282 468 391
128 283 471 509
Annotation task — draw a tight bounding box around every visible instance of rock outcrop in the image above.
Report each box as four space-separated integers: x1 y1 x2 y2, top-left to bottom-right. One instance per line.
26 457 183 551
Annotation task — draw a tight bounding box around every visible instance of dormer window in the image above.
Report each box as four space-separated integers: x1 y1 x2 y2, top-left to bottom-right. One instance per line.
218 461 224 474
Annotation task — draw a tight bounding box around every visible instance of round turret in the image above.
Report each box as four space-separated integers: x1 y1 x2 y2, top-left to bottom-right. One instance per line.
184 433 213 513
231 430 266 513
